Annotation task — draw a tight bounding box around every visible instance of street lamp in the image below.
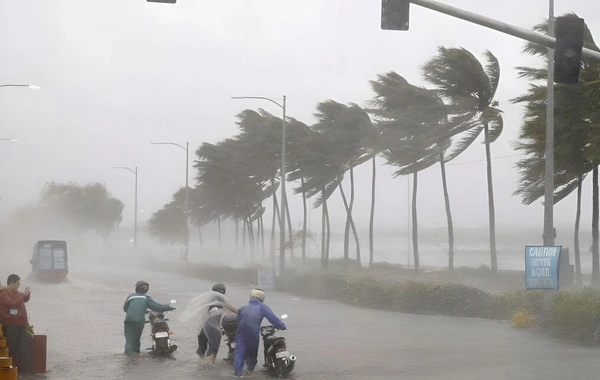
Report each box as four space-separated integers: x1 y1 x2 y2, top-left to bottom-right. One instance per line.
0 84 40 90
151 142 190 262
231 95 287 274
110 166 138 251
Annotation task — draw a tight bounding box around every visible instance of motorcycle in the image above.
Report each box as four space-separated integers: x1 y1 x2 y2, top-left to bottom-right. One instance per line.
220 312 238 362
146 299 178 357
260 314 296 377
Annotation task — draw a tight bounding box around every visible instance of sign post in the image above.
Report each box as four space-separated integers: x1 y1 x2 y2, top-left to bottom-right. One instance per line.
257 269 275 289
525 245 562 290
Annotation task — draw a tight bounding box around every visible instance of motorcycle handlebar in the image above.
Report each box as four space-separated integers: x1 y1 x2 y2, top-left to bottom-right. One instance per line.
260 325 286 332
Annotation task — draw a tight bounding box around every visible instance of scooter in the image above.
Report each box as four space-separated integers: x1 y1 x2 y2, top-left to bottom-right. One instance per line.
146 299 177 357
220 312 238 362
260 314 296 377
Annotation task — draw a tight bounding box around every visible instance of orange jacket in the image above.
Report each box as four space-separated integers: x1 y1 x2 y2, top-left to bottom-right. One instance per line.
0 289 30 326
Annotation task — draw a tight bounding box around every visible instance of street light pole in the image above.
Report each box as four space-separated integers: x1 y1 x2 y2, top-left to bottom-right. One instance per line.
151 142 190 262
280 96 287 275
543 0 555 247
231 95 287 274
110 166 138 251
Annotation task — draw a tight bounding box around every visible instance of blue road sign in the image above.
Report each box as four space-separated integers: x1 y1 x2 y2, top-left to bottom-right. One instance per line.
525 245 562 290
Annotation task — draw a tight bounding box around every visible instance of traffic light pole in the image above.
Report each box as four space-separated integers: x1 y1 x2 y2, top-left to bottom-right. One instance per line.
410 0 600 62
544 0 555 247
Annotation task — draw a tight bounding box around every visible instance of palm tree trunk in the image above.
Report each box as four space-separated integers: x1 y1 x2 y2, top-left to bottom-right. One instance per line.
592 167 599 285
484 122 498 273
439 152 455 272
369 157 376 266
412 172 420 272
198 226 203 248
242 217 247 256
344 169 356 262
285 199 294 259
339 181 361 268
217 216 222 251
349 167 360 263
574 175 583 286
321 190 327 269
260 211 265 260
349 210 361 268
271 187 279 260
248 215 255 261
235 219 239 256
301 178 308 262
325 198 331 266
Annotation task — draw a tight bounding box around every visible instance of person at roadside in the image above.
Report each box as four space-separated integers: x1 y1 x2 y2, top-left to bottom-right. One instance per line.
123 280 174 356
233 289 286 377
0 274 31 373
179 283 237 360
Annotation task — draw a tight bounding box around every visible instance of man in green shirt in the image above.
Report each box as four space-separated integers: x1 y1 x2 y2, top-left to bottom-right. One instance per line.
123 280 174 356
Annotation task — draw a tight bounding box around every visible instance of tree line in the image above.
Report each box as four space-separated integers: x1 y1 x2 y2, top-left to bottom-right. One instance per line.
149 14 600 283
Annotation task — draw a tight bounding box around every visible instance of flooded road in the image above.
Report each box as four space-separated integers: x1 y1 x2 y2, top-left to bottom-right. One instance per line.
18 261 600 380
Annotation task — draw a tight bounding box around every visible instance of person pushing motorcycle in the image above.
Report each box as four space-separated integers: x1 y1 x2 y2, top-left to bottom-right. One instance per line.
123 280 174 356
197 283 238 363
233 288 286 377
177 282 238 361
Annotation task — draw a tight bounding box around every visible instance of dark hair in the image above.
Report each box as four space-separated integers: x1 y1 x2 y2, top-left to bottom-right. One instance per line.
212 283 226 295
7 274 20 285
135 280 149 294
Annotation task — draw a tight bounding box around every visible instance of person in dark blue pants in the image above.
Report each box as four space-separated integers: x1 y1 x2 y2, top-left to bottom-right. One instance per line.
233 289 286 377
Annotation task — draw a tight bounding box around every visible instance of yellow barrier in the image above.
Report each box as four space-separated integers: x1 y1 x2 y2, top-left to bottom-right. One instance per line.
0 324 18 380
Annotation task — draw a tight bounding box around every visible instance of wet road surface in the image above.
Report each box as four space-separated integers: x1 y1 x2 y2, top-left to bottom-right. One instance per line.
18 260 600 380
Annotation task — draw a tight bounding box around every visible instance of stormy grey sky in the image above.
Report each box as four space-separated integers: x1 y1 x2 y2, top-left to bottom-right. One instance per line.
0 0 598 236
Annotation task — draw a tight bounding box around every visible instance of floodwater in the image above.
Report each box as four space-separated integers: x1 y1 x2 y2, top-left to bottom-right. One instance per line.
17 261 600 380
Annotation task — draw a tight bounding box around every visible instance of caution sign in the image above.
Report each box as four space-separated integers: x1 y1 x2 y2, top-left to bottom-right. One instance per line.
525 245 562 290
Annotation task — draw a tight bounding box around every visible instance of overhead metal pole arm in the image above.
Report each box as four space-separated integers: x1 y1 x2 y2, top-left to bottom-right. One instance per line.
151 142 188 152
231 96 284 109
411 0 600 61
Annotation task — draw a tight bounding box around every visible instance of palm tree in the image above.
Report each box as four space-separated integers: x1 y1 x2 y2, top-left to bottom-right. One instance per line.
288 122 347 269
369 72 475 272
194 139 266 259
513 14 600 284
422 47 504 273
312 100 377 268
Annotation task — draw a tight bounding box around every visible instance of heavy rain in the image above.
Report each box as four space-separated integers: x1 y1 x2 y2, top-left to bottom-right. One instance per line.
2 1 600 379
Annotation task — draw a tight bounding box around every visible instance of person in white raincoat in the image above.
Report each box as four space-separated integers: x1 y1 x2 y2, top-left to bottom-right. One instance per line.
178 283 237 362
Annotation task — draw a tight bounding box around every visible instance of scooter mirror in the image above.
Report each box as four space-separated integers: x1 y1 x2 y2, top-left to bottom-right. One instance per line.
281 314 288 320
170 299 177 305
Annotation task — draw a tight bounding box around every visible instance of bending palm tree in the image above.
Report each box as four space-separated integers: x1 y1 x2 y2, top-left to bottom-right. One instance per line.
423 48 504 273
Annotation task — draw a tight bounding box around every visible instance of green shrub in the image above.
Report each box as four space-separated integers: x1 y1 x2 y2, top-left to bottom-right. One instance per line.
172 263 600 347
547 288 600 343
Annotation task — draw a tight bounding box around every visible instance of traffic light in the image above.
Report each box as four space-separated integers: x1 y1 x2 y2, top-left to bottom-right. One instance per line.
147 0 176 3
381 0 410 31
554 16 585 84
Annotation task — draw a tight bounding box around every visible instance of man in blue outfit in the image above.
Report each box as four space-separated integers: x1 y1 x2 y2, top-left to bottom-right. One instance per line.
123 280 174 356
233 288 287 377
